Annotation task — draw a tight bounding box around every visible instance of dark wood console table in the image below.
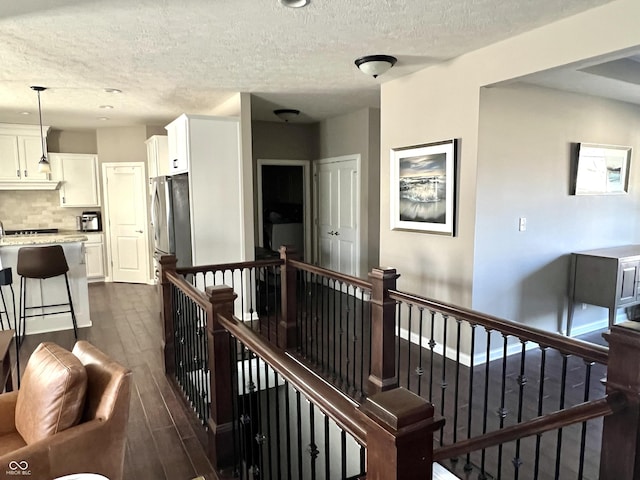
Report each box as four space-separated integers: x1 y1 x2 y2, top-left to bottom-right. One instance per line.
567 245 640 336
0 329 14 392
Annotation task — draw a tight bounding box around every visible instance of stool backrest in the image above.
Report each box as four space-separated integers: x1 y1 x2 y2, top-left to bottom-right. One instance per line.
17 245 69 279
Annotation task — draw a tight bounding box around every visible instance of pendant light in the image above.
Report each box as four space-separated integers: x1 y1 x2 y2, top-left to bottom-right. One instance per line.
31 86 50 174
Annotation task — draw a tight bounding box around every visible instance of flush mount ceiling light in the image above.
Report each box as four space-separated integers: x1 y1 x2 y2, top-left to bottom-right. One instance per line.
274 109 300 122
99 105 114 109
354 54 397 78
279 0 310 7
30 86 50 174
103 88 122 94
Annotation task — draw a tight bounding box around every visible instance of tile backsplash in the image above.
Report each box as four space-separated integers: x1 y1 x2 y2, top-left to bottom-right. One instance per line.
0 190 88 231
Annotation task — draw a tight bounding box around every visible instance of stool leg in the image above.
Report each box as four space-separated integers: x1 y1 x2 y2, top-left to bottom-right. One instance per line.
0 288 6 330
18 277 26 347
8 284 19 389
63 273 78 340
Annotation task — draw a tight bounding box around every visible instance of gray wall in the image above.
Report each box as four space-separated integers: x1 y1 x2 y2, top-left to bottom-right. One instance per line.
48 129 97 154
473 83 640 334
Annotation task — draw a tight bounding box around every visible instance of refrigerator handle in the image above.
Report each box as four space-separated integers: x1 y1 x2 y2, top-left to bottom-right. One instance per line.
151 181 159 244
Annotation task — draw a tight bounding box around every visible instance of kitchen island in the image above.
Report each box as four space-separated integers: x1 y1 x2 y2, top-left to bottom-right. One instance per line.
0 232 91 336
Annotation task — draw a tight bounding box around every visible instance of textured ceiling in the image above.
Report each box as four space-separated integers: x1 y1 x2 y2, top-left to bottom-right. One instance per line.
0 0 617 129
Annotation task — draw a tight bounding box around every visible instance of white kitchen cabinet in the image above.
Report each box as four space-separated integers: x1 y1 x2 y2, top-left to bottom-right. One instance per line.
146 135 169 177
165 116 189 174
84 233 105 281
50 153 100 207
0 124 52 183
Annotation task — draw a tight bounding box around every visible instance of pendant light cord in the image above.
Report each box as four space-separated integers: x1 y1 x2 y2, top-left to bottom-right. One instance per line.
36 89 46 160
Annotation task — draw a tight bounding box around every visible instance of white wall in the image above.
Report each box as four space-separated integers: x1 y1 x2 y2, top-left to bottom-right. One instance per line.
380 0 640 314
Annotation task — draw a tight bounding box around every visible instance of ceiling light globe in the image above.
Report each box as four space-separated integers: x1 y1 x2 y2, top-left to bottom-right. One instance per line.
279 0 310 7
355 55 398 78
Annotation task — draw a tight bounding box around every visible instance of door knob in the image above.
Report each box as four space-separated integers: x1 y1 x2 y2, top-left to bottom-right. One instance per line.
334 231 340 236
135 230 143 233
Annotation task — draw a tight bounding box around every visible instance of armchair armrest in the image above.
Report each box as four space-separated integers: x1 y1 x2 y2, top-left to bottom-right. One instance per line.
0 418 124 480
0 391 18 435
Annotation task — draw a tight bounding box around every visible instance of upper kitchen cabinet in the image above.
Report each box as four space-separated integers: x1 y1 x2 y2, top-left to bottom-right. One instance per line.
50 153 100 207
146 135 169 177
0 123 58 189
165 115 190 174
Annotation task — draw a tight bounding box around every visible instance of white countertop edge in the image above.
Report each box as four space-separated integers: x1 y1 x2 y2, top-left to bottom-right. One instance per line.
0 234 89 246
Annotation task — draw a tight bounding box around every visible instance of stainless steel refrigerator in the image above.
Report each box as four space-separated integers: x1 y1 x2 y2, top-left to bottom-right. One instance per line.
150 173 193 268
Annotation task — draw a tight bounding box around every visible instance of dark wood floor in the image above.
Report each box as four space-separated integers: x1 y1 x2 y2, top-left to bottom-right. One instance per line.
10 282 216 480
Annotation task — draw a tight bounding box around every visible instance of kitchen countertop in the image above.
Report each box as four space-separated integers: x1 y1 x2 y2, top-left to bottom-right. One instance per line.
0 231 89 247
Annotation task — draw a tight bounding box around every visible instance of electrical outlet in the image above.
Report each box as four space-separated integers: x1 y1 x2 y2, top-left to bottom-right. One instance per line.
518 217 527 232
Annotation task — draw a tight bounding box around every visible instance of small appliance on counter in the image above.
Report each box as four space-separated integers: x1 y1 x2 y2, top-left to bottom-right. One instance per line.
79 211 102 232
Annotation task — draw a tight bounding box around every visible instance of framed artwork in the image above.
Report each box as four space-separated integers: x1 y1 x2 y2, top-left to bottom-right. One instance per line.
390 139 457 235
572 143 632 195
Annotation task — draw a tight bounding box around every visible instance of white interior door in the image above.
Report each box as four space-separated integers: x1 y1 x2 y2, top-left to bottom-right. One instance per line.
103 163 149 283
315 156 359 276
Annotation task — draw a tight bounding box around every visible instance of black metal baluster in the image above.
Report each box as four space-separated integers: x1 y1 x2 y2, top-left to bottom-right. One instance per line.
229 336 241 477
315 272 321 366
345 284 352 392
360 444 366 477
322 276 328 373
255 351 265 478
248 268 255 321
417 307 425 397
332 279 338 381
513 340 527 479
341 429 347 479
309 403 318 480
284 379 292 480
239 342 249 479
428 310 436 403
406 303 413 391
264 358 273 477
533 346 548 480
296 390 303 480
439 315 449 447
464 324 476 473
578 361 593 480
496 334 508 479
351 286 357 395
274 370 282 480
360 288 366 397
338 280 344 387
324 414 330 479
247 350 258 478
453 318 462 448
396 302 402 382
554 354 569 480
479 328 491 480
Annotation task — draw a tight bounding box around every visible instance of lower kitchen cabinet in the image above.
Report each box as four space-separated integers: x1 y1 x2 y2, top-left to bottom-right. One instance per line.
84 233 105 281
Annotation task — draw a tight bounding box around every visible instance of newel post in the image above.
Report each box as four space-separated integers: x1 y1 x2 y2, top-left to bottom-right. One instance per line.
600 321 640 479
205 285 237 471
279 245 299 349
368 267 400 394
361 388 444 480
159 254 177 375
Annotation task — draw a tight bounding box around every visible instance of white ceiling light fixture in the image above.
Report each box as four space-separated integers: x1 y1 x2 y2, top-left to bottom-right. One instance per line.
274 109 300 122
103 88 122 94
354 54 397 78
99 105 114 109
279 0 310 8
30 86 50 174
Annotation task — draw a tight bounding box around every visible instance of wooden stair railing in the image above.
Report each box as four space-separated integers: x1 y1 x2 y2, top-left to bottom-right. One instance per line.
161 253 640 479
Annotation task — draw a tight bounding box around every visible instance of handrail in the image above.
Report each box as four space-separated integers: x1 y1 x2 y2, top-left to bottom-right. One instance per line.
217 310 372 446
389 289 609 365
176 258 284 275
166 271 210 310
433 391 627 461
288 259 372 291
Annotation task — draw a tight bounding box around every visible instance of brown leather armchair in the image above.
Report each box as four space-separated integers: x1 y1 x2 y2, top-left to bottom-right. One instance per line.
0 341 132 480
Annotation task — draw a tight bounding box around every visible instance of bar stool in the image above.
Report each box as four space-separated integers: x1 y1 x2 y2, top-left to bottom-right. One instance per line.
17 245 78 345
